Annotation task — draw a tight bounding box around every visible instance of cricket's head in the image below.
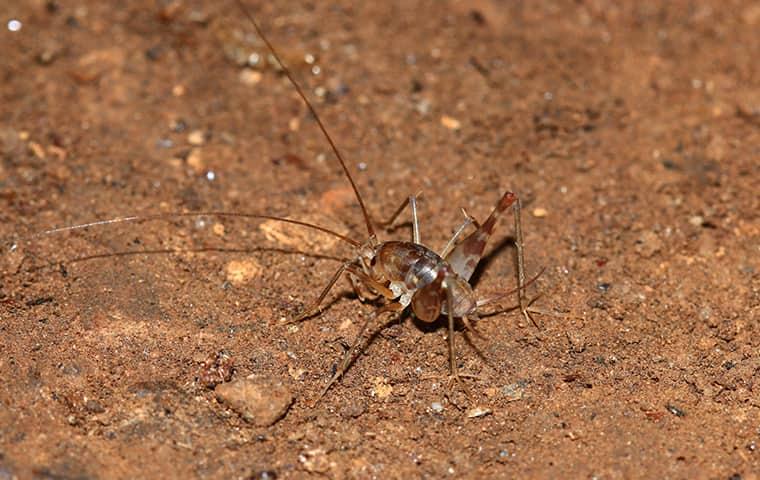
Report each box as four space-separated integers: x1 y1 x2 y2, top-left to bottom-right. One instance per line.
357 234 379 265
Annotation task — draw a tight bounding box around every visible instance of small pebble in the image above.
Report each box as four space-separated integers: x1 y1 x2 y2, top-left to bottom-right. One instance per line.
37 45 61 65
156 138 173 149
287 365 306 381
212 223 225 236
187 129 205 146
298 448 330 473
415 99 431 115
532 207 548 218
225 259 261 286
338 318 353 330
430 401 444 413
466 406 491 418
502 382 525 402
251 471 277 480
240 68 263 86
371 377 393 399
186 148 205 174
8 19 22 32
440 115 461 130
198 351 234 388
596 282 611 293
566 330 586 353
215 376 294 426
689 215 704 227
635 231 662 258
28 141 45 159
84 399 105 414
170 118 187 132
340 399 368 419
172 84 186 96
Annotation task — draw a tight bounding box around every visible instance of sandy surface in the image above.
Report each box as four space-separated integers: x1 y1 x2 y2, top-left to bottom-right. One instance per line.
1 0 759 478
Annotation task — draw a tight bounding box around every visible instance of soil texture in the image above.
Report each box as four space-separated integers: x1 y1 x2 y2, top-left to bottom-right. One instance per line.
1 1 759 478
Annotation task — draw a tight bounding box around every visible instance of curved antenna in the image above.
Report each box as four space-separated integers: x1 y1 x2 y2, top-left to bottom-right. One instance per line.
13 212 360 248
233 0 376 239
15 246 347 276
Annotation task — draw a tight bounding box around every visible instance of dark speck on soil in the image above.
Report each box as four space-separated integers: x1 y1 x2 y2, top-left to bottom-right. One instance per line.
666 404 686 418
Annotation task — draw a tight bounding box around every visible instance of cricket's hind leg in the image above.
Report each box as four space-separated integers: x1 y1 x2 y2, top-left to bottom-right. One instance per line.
444 191 518 282
440 208 479 259
511 197 546 328
446 191 544 329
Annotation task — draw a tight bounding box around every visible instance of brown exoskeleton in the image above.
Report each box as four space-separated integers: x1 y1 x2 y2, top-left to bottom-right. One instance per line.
301 189 541 399
11 1 542 402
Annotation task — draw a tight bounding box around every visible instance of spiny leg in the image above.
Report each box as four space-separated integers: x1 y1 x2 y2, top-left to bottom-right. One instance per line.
291 261 350 323
439 209 477 259
474 266 546 321
445 191 517 282
444 279 457 379
460 313 484 340
451 194 543 329
374 192 423 231
294 260 395 323
409 195 420 244
344 265 394 299
512 196 542 328
314 301 404 403
347 269 384 304
347 273 372 303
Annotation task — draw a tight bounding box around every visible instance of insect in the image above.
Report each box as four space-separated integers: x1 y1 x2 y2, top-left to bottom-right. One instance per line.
9 0 542 402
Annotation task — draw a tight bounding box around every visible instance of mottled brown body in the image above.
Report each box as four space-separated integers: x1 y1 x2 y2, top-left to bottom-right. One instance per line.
293 182 536 400
371 241 476 321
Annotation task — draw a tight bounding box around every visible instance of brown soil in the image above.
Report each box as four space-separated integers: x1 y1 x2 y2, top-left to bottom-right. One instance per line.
1 1 759 478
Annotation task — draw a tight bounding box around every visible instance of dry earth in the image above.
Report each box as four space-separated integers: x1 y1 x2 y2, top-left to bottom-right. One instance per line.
1 1 759 478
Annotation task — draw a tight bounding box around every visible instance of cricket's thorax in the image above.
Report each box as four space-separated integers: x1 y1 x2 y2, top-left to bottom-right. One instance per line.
375 242 444 290
369 241 475 318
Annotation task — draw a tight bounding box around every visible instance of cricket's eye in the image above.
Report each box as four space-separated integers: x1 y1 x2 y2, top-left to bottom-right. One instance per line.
370 256 377 267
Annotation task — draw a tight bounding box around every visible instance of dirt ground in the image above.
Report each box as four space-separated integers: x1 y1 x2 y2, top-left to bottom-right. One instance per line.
1 0 758 478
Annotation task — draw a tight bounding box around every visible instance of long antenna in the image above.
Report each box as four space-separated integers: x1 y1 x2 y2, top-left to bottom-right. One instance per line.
14 212 360 248
233 0 376 239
